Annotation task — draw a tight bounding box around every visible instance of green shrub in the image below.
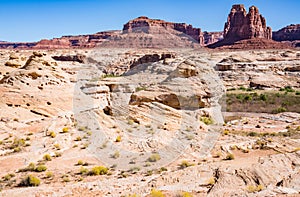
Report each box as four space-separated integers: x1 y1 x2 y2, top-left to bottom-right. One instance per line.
54 144 61 150
259 94 267 101
227 88 236 91
135 86 146 92
102 74 119 78
19 175 40 187
61 174 70 182
129 166 141 174
150 189 165 197
75 136 82 141
19 162 36 172
272 107 287 114
115 135 122 142
146 170 153 176
248 132 258 137
244 95 252 101
13 138 25 147
35 165 47 172
2 173 15 181
247 184 264 193
236 94 243 100
89 166 108 175
180 192 193 197
43 154 52 161
45 171 53 178
27 162 36 171
284 86 295 92
179 160 193 169
112 151 120 159
225 153 235 160
147 154 161 162
223 130 229 135
49 131 56 138
77 160 84 165
13 147 21 152
207 177 215 186
200 117 214 125
10 138 26 151
127 194 140 197
79 167 89 175
160 167 168 172
239 86 247 91
62 127 69 133
54 152 62 157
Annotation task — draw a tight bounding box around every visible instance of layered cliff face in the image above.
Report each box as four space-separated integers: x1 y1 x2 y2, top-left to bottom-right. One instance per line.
273 24 300 41
123 16 203 44
224 4 272 41
33 31 117 49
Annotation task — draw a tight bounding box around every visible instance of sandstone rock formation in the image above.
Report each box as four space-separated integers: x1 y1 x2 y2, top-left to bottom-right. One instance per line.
52 55 86 63
123 16 203 44
273 24 300 41
215 50 300 89
202 31 223 45
223 4 272 40
0 42 35 49
207 4 284 49
33 31 117 49
273 24 300 47
0 48 300 196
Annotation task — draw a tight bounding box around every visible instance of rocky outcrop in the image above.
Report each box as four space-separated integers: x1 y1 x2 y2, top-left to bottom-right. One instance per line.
52 55 86 63
123 16 203 44
130 53 175 69
102 51 176 76
224 4 272 40
208 4 282 49
273 24 300 41
203 31 223 45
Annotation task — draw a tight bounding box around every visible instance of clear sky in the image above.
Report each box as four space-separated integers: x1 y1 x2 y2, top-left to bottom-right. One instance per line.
0 0 299 42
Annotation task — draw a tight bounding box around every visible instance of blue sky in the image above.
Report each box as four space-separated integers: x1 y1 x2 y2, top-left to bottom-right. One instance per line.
0 0 299 42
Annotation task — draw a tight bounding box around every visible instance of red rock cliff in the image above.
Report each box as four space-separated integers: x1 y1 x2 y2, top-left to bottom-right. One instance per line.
224 4 272 40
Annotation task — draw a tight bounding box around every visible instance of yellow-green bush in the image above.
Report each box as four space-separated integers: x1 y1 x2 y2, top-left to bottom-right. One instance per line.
247 184 264 193
19 175 40 187
181 192 193 197
45 171 53 178
79 167 89 175
200 117 214 125
89 166 108 176
115 135 122 142
147 154 161 162
62 127 69 133
35 165 47 172
150 189 165 197
49 131 56 138
225 153 235 160
179 160 193 169
43 154 52 161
